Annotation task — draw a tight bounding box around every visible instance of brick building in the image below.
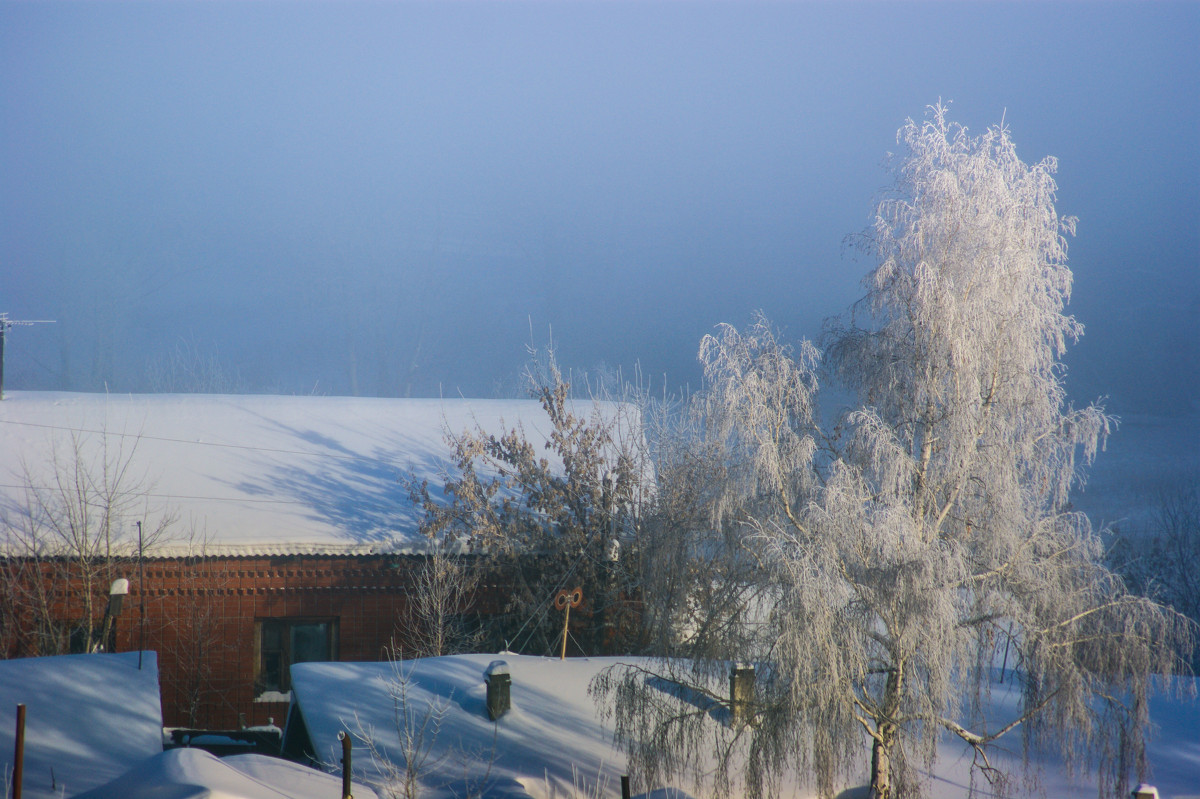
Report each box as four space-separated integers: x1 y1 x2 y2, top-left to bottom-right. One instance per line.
0 392 576 729
128 552 430 729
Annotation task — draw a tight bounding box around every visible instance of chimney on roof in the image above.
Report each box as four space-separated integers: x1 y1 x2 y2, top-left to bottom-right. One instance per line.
484 660 510 720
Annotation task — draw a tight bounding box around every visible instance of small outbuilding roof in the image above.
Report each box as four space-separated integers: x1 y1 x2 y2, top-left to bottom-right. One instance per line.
285 653 644 798
0 652 163 799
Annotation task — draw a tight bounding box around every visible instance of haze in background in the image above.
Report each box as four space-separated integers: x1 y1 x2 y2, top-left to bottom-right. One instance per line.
2 1 1197 418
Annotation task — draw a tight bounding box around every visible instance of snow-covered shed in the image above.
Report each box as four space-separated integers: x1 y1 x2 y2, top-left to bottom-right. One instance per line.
0 391 634 730
284 654 638 799
0 652 163 799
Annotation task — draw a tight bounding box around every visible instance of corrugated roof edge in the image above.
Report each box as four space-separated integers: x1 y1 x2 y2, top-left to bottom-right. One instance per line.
149 539 466 558
1 538 471 560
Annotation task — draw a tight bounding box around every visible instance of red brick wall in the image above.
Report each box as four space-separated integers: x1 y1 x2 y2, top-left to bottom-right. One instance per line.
129 554 431 729
1 554 427 729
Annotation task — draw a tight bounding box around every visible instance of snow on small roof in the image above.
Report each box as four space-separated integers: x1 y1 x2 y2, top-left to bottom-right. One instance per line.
0 391 633 557
222 753 379 799
288 653 642 799
73 749 380 799
0 651 163 799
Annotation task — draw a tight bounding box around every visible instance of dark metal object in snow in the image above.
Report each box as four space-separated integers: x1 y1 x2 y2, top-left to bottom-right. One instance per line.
165 725 283 757
730 664 756 728
485 660 511 720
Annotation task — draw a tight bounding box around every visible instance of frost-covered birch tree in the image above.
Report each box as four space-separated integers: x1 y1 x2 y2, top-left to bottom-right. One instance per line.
595 105 1193 799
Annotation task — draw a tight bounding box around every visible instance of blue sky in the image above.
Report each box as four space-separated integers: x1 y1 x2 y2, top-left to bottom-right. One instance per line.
2 1 1197 414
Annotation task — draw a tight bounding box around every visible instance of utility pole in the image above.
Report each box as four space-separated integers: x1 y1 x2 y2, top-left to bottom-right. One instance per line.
0 314 55 400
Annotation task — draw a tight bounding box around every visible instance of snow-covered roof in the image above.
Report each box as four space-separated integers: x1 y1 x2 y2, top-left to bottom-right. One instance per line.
73 749 380 799
0 652 163 799
287 654 1200 799
0 391 631 558
288 653 644 799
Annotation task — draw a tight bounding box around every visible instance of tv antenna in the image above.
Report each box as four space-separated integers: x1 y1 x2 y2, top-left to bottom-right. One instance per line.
0 313 55 400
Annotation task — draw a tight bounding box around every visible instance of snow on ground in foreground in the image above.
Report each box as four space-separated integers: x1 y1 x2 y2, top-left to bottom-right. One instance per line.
0 652 162 799
923 672 1200 799
290 654 1200 799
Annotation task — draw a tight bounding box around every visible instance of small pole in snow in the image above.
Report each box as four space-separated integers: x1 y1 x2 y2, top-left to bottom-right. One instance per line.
553 586 583 660
621 774 631 799
338 731 352 799
13 703 26 799
138 520 145 670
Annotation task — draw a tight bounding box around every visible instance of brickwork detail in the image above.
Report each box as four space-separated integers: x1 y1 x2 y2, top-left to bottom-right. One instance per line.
2 554 427 729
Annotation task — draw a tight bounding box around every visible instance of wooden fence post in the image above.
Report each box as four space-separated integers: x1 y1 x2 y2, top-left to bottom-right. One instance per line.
338 731 352 799
12 703 26 799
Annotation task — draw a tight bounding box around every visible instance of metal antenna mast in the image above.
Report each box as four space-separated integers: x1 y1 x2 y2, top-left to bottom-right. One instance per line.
0 313 55 401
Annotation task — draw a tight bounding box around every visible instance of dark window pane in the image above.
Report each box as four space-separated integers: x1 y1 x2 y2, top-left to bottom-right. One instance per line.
262 620 282 650
290 622 329 664
68 624 90 654
257 617 336 694
262 651 282 692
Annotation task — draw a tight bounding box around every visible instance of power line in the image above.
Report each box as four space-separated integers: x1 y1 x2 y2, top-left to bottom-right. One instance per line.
0 418 392 465
0 417 418 511
0 483 315 506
